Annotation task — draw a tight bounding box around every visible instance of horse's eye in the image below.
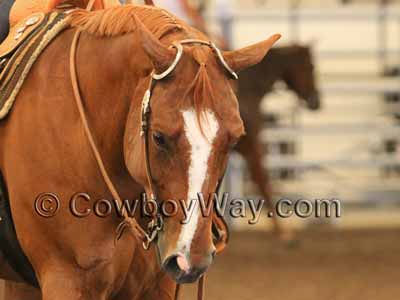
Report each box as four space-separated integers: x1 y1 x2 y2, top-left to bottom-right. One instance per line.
153 132 167 148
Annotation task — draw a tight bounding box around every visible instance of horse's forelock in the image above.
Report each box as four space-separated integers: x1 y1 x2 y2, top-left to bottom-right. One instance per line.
181 48 221 141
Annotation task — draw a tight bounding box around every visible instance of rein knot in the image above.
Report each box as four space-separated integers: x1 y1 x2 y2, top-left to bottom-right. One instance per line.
115 218 146 245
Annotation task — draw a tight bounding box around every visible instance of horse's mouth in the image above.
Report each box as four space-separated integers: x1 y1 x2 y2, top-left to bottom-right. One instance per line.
175 268 206 284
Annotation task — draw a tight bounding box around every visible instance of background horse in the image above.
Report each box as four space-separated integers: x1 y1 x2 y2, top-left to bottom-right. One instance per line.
235 45 321 240
0 4 279 300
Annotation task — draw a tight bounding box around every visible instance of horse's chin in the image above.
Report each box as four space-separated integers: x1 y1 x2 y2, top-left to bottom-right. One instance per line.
174 270 205 284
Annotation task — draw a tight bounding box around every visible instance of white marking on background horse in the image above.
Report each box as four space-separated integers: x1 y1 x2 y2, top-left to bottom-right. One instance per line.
177 109 219 255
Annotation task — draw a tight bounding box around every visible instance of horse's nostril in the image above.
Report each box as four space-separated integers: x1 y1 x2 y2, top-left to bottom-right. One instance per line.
163 254 190 274
163 255 181 275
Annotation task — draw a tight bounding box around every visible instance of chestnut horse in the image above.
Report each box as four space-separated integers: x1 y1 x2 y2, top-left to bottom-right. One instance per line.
0 4 280 300
235 45 320 239
1 45 319 300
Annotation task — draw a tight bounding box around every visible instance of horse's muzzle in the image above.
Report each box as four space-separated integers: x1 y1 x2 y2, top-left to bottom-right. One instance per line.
162 251 215 284
306 92 321 110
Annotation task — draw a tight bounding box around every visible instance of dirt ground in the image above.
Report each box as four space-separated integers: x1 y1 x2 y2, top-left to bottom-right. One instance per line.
182 228 400 300
0 228 399 300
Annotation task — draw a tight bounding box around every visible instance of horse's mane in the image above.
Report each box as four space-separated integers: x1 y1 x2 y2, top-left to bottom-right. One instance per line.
68 5 187 39
68 5 218 130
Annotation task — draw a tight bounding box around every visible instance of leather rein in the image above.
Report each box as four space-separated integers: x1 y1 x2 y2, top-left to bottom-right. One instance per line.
68 2 238 299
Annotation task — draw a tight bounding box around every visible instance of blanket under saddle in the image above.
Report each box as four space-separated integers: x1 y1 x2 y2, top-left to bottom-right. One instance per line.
0 11 70 119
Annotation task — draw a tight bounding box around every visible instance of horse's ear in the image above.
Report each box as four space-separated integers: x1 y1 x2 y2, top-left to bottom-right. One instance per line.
222 34 281 73
134 14 175 73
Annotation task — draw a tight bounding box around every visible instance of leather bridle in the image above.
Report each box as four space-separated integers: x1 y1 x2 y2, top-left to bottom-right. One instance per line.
68 2 237 300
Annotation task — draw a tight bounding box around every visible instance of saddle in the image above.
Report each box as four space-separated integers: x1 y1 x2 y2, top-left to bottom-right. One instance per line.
0 12 46 62
0 10 70 119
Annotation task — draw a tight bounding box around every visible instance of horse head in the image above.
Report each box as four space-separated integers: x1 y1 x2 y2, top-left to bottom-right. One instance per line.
123 18 280 283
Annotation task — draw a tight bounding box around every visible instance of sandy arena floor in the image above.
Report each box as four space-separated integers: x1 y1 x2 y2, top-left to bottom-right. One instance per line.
0 228 399 300
181 228 400 300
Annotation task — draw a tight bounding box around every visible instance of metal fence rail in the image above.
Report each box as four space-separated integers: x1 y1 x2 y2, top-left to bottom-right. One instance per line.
264 156 400 170
261 124 400 139
209 4 400 67
216 4 400 177
208 8 400 21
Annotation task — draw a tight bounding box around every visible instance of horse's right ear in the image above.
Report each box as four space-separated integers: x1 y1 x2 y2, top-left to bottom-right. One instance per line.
222 34 281 73
134 15 175 74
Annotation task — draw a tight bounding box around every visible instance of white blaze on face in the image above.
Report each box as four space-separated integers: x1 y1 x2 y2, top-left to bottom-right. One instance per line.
177 109 219 254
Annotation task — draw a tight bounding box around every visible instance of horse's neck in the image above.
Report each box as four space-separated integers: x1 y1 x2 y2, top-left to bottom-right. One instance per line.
238 49 283 105
72 31 175 297
75 31 148 195
256 50 284 95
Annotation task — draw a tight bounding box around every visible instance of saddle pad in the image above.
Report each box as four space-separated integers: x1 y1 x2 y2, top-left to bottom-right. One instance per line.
0 11 70 120
0 171 39 287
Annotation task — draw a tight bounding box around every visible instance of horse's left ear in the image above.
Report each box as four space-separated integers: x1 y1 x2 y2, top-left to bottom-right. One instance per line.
223 34 281 73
